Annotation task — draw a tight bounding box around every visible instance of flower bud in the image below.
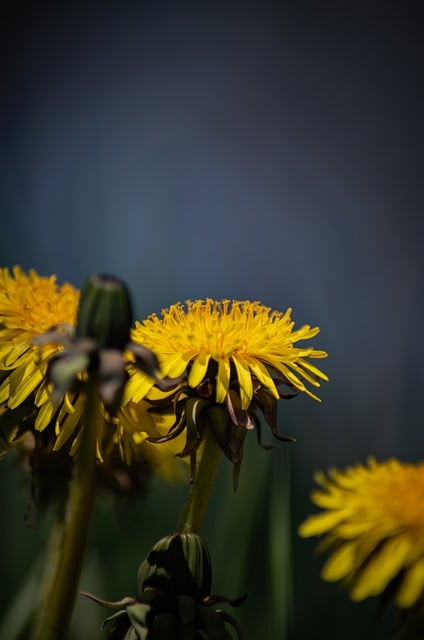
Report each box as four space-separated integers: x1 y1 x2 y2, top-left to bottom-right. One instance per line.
138 533 212 601
75 274 133 350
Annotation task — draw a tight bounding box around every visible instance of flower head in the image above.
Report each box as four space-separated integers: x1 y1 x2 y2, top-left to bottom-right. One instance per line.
127 299 328 488
132 299 328 406
0 267 185 491
298 458 424 609
0 266 79 435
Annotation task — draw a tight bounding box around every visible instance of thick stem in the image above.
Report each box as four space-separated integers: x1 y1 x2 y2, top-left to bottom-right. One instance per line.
31 382 100 640
178 425 222 534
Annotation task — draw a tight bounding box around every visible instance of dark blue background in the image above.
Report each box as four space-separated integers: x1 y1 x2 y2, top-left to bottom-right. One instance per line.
1 2 423 638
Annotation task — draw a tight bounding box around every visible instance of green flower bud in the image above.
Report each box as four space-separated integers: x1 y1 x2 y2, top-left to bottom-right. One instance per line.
75 274 133 350
138 533 212 601
84 533 246 639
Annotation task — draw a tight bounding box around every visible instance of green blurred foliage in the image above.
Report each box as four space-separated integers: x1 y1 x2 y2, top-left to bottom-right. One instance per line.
0 427 402 640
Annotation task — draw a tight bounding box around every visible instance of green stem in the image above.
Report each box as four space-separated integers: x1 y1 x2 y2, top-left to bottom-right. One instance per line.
31 382 100 640
178 425 222 533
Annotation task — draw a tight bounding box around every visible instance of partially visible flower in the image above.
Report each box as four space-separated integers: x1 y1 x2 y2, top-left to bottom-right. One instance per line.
83 532 245 639
117 401 188 484
126 299 328 487
0 268 185 498
0 266 79 444
298 458 424 609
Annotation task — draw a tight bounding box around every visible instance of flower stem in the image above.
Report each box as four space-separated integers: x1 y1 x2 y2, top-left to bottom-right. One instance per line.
31 382 100 640
178 425 222 534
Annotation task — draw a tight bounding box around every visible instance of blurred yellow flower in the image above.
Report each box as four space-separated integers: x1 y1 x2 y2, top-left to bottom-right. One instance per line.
299 458 424 608
0 266 186 482
117 401 188 483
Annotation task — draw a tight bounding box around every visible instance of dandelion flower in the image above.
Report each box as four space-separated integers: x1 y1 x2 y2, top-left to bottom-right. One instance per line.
0 268 185 484
0 266 79 435
298 458 424 608
128 299 328 486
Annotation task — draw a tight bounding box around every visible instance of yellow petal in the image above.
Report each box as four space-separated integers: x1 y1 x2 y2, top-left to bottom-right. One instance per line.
264 357 307 392
35 399 58 431
54 395 85 450
232 356 253 409
298 509 353 537
188 352 211 388
160 352 189 377
245 357 279 399
335 521 377 539
2 342 31 368
321 541 358 581
397 557 424 608
34 379 52 407
351 535 412 600
122 369 154 404
0 377 10 403
310 489 344 509
297 357 329 381
288 361 322 387
8 361 44 409
216 357 230 404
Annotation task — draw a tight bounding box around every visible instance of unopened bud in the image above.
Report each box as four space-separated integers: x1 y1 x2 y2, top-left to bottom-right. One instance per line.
138 533 212 601
76 274 133 350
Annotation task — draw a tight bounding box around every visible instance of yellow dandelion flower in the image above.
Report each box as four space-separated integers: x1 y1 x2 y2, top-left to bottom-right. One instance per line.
298 458 424 609
0 267 183 484
127 299 328 487
0 266 79 428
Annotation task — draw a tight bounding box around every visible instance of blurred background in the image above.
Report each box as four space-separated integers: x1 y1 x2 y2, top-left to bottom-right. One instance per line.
1 1 423 638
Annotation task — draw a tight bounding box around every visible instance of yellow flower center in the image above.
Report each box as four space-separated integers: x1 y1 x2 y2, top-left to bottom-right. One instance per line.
357 461 424 532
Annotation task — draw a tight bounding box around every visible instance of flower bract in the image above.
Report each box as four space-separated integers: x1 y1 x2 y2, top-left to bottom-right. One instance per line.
298 458 424 609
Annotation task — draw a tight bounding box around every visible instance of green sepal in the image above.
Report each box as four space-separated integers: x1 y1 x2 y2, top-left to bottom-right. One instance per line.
179 397 210 456
102 610 132 640
127 602 151 631
206 405 230 454
80 591 136 610
207 405 247 464
255 388 295 442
